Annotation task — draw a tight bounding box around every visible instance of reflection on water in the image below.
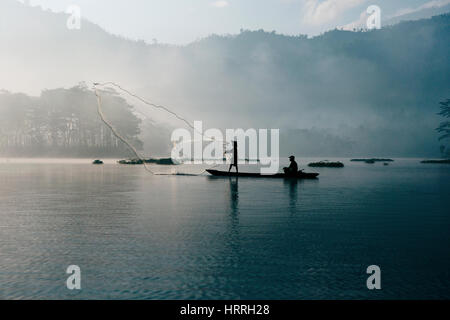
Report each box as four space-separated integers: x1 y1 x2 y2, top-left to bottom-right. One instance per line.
0 159 449 299
229 177 239 218
284 178 298 215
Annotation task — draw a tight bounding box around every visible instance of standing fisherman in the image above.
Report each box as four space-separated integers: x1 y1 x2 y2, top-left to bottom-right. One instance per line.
228 141 238 173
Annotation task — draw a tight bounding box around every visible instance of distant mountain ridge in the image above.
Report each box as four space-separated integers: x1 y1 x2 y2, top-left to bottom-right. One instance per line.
384 3 450 26
1 0 449 157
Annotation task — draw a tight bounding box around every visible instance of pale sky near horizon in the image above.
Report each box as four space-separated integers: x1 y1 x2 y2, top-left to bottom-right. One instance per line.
19 0 450 44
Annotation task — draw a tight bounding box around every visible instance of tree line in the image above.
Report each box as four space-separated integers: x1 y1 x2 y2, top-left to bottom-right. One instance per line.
0 84 142 157
437 98 450 157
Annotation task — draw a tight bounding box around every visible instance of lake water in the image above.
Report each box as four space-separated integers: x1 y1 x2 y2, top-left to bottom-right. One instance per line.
0 158 449 299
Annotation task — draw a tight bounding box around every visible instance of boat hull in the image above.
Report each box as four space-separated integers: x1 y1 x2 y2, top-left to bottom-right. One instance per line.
206 169 319 179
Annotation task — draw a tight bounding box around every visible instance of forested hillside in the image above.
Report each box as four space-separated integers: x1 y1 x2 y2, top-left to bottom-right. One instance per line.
0 85 142 157
1 0 449 156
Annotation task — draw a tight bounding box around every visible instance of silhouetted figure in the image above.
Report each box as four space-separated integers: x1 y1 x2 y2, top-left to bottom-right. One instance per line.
283 155 298 176
228 141 238 173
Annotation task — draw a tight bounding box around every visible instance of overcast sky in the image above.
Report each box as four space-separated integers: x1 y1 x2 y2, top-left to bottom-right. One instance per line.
18 0 450 43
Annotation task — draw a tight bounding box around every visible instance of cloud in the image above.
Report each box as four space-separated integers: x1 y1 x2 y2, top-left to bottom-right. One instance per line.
210 1 230 8
303 0 366 25
392 0 450 18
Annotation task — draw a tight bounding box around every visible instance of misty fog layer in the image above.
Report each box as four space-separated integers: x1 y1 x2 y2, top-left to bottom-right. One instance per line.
0 1 449 157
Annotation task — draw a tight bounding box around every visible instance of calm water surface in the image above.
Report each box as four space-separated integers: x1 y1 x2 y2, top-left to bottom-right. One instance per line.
0 158 449 299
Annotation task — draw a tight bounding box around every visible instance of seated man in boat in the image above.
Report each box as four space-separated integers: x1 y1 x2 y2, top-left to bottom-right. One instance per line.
283 155 298 176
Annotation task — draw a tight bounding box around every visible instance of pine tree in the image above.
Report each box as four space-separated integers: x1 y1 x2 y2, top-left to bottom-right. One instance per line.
436 99 450 156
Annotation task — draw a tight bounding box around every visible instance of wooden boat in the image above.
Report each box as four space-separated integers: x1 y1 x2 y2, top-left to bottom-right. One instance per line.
206 169 319 179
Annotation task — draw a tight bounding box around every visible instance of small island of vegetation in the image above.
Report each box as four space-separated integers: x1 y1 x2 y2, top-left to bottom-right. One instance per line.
308 161 344 168
420 159 450 164
118 158 175 165
350 158 394 163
